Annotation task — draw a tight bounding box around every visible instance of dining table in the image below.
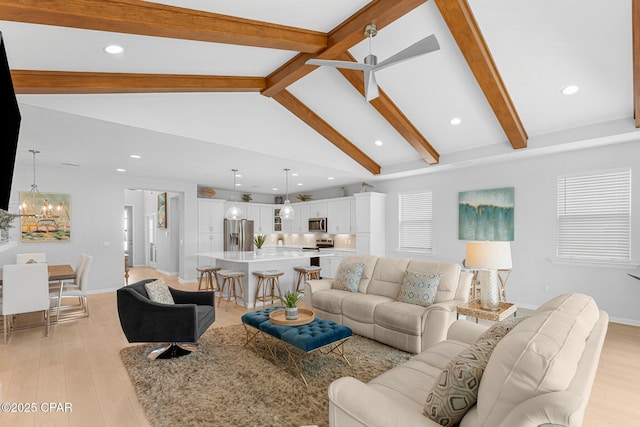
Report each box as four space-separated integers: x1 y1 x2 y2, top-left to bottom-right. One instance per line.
0 264 77 285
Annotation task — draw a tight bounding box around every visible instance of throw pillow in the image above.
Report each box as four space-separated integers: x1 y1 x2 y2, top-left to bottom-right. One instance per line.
397 270 441 307
477 316 526 342
424 337 496 426
333 262 365 292
144 279 175 304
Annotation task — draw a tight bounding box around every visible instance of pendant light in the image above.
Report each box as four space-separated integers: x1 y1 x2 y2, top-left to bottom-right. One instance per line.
279 168 295 220
225 169 243 220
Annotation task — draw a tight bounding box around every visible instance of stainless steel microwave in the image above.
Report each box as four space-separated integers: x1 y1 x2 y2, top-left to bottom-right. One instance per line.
308 217 327 233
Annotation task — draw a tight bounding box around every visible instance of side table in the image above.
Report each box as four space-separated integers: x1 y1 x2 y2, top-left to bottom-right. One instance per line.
456 300 517 323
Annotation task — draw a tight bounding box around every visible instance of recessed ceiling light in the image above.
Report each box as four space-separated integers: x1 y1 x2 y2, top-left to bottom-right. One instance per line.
297 183 303 186
328 177 335 180
104 44 124 55
272 187 278 191
374 140 383 146
116 168 126 172
235 173 242 178
561 85 579 95
129 154 141 159
235 183 241 187
450 117 462 125
292 173 299 177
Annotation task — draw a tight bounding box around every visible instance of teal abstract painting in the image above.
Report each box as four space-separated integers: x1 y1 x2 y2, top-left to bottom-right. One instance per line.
459 187 514 241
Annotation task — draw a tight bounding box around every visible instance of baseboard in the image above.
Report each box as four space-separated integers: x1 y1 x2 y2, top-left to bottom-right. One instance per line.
513 301 640 327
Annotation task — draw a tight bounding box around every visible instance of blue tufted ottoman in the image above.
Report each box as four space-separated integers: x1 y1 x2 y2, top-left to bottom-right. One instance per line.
241 308 353 386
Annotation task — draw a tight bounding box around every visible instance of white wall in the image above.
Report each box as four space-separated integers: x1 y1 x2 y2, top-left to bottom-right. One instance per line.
372 140 640 325
1 164 200 292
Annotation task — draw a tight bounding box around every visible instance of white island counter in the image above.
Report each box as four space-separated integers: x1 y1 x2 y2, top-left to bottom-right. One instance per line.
196 249 334 308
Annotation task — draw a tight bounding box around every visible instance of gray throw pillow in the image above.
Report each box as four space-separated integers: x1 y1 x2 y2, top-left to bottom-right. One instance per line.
333 262 365 292
144 279 175 304
397 270 441 307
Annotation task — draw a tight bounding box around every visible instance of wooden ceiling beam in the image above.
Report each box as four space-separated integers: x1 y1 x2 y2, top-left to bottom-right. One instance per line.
0 0 326 53
633 0 640 127
262 0 427 97
434 0 527 149
272 90 381 175
12 70 265 94
334 51 439 164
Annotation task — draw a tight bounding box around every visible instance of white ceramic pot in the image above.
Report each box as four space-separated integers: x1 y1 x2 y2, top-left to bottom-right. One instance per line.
285 307 299 320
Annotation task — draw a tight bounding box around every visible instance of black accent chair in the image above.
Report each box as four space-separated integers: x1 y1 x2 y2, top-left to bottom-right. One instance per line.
117 279 215 359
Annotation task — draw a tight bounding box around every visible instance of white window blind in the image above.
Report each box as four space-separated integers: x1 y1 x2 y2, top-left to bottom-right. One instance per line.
557 169 631 262
399 191 433 252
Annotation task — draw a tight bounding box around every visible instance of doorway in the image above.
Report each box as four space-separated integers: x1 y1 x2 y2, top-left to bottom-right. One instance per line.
145 213 157 268
124 205 133 267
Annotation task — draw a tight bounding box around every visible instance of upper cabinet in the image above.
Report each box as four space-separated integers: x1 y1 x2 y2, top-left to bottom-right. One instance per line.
327 198 353 234
307 201 328 218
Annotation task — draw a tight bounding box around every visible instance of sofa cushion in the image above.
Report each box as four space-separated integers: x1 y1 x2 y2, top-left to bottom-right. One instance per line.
339 255 379 293
374 301 428 336
397 270 441 307
144 279 174 304
312 289 353 315
341 293 394 324
476 293 600 427
333 262 365 292
366 257 411 298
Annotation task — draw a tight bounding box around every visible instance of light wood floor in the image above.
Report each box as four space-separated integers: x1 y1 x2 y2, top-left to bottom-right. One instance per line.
0 267 638 426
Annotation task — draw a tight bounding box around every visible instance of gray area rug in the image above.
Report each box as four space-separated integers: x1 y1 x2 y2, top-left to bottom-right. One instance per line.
120 323 411 427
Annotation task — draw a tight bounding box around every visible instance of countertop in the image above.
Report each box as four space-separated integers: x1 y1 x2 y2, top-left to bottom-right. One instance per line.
196 249 335 263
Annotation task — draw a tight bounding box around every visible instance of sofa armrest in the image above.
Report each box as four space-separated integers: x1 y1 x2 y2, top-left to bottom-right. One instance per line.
446 319 488 344
302 279 333 310
328 377 440 427
419 300 465 350
497 391 584 427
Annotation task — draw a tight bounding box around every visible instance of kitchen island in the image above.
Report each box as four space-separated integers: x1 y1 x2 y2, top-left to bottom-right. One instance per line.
196 249 334 308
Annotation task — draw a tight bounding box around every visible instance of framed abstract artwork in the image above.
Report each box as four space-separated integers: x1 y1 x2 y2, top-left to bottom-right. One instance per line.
19 192 71 242
458 187 514 241
157 192 167 229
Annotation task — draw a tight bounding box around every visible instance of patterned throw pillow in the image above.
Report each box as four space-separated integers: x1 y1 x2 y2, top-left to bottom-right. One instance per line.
397 270 441 307
423 316 525 426
333 263 365 292
424 338 495 425
144 279 175 304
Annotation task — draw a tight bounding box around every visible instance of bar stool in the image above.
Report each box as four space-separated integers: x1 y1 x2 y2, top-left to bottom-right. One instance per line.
253 270 284 305
196 266 221 291
293 266 321 293
217 270 246 307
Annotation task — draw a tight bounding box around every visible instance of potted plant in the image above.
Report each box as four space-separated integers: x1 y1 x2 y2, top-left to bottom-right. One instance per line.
0 209 17 242
279 291 303 320
296 194 312 201
241 193 252 202
253 233 266 250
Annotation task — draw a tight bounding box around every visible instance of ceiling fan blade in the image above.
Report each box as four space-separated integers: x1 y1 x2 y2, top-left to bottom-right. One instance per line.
364 70 380 102
306 58 373 71
374 34 440 72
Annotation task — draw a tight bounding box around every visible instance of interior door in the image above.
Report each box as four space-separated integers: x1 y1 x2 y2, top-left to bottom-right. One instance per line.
123 205 133 266
145 213 157 268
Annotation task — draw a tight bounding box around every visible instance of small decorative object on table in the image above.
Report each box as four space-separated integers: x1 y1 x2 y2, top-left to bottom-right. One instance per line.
253 233 266 250
279 290 303 320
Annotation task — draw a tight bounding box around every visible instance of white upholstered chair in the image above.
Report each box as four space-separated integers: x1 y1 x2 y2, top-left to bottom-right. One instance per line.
50 253 93 321
16 253 47 264
2 263 51 343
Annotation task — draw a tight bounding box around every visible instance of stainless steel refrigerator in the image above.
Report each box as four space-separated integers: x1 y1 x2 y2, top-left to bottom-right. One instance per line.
223 219 254 251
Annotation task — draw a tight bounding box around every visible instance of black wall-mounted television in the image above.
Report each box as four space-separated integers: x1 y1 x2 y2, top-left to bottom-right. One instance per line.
0 31 21 211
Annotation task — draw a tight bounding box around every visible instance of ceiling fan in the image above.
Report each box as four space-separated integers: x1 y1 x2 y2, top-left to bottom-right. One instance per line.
306 24 440 102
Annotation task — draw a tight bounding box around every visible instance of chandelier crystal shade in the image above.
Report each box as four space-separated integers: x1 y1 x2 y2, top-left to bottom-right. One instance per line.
279 168 295 220
225 169 243 220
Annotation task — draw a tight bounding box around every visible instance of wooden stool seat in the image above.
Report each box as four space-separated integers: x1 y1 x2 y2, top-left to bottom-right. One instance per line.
196 266 221 291
217 270 246 307
293 266 321 293
253 270 284 306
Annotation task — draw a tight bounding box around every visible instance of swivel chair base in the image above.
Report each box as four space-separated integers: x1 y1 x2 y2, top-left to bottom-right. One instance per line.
148 342 198 360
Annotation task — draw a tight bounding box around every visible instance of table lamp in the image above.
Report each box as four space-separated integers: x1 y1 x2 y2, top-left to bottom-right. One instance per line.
465 241 512 311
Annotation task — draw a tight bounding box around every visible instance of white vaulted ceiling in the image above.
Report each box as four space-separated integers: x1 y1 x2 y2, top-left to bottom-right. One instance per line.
1 0 638 194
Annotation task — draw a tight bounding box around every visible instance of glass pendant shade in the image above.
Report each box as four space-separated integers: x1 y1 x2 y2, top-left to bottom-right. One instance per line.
225 169 243 220
279 168 295 220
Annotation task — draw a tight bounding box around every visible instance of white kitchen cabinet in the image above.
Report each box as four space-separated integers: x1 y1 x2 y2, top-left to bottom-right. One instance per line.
307 201 328 218
354 192 386 255
327 198 352 234
293 203 310 233
259 205 274 234
197 199 225 233
320 255 344 279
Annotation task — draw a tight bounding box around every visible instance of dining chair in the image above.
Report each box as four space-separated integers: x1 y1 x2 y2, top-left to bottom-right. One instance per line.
51 253 93 321
2 263 51 344
16 253 47 264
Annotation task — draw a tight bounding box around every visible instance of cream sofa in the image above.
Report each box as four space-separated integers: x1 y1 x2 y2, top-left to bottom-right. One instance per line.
303 255 472 353
328 293 608 427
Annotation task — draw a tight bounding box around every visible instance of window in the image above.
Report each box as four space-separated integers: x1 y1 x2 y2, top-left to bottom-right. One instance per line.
398 191 433 253
557 169 631 263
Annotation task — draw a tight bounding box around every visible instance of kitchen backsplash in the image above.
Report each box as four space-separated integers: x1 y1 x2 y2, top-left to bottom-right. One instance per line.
259 233 356 249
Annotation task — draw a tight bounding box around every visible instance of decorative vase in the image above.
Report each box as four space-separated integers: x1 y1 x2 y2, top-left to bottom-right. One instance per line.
479 270 500 311
285 307 298 320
